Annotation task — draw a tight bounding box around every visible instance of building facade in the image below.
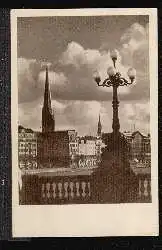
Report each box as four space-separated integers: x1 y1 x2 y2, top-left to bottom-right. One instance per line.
78 136 96 156
73 135 105 168
18 126 38 169
68 130 78 157
68 130 79 168
37 131 70 168
123 131 151 164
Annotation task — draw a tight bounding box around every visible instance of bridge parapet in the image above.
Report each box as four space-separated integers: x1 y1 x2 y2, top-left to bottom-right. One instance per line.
19 165 151 204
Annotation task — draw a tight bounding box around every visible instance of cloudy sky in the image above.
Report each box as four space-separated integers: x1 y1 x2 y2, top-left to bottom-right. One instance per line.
17 15 150 136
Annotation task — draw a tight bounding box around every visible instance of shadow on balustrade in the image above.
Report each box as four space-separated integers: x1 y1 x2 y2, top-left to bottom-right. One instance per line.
19 175 40 205
91 150 141 204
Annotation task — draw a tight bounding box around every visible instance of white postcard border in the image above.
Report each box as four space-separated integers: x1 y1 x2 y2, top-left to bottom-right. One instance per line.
11 8 158 237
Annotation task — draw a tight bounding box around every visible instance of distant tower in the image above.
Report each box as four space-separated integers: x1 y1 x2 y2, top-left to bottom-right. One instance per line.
42 66 55 133
97 114 102 137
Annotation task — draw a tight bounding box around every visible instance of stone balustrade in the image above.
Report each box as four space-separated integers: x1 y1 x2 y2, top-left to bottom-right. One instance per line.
19 168 151 204
137 175 151 202
41 179 91 204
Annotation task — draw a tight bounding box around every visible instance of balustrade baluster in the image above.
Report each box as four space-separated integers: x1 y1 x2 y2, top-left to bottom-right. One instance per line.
58 182 63 199
52 182 56 199
46 182 51 199
70 182 74 199
139 179 142 197
82 181 86 198
148 179 151 199
88 182 91 197
73 181 77 200
76 182 80 197
144 179 148 197
64 182 68 199
42 183 45 199
140 179 145 200
39 177 93 204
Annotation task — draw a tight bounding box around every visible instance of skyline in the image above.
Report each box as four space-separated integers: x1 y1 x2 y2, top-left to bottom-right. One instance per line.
17 15 150 135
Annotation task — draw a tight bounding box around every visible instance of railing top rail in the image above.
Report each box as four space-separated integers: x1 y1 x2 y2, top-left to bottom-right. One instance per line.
21 167 98 177
131 166 151 176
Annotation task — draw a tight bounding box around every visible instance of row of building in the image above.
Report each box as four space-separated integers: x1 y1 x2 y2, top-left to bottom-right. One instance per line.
18 126 105 169
18 126 151 170
18 67 151 169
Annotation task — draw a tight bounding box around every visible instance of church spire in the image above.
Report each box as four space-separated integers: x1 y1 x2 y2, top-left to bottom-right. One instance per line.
97 114 102 137
42 66 55 133
43 66 52 112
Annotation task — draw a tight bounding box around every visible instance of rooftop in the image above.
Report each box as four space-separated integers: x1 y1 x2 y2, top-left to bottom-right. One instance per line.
78 135 97 143
18 125 34 133
123 131 150 139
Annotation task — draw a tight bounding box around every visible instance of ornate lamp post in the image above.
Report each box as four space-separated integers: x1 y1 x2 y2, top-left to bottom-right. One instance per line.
94 50 136 159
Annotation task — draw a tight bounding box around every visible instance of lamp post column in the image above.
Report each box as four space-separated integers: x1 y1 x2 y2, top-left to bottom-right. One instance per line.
111 56 120 156
93 49 136 162
111 82 120 161
112 83 120 136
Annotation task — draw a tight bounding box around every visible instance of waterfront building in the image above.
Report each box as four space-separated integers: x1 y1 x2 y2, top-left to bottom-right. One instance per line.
68 130 79 157
37 131 70 168
78 136 96 156
123 131 151 163
18 125 38 169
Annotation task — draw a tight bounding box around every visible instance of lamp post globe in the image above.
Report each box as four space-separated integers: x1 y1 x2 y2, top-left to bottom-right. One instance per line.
127 68 136 82
107 66 116 77
93 70 101 85
110 49 118 61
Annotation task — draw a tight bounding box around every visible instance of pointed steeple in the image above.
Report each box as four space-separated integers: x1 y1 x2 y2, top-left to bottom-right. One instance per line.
43 66 52 112
99 114 101 123
97 114 102 137
42 66 55 133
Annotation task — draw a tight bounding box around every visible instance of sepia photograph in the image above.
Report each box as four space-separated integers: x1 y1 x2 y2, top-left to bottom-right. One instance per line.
11 9 158 237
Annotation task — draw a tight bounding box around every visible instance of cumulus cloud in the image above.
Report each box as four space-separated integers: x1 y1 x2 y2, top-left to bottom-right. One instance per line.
120 22 148 54
18 99 42 131
120 22 149 74
18 45 131 104
18 57 67 104
18 58 45 103
19 98 68 131
38 69 67 86
58 41 144 100
121 102 150 122
18 21 150 135
19 98 110 135
18 21 149 103
19 98 150 136
60 41 101 70
18 58 42 103
119 101 150 133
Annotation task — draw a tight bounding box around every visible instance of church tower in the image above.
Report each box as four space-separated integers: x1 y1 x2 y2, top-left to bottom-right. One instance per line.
42 66 55 133
97 114 102 137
